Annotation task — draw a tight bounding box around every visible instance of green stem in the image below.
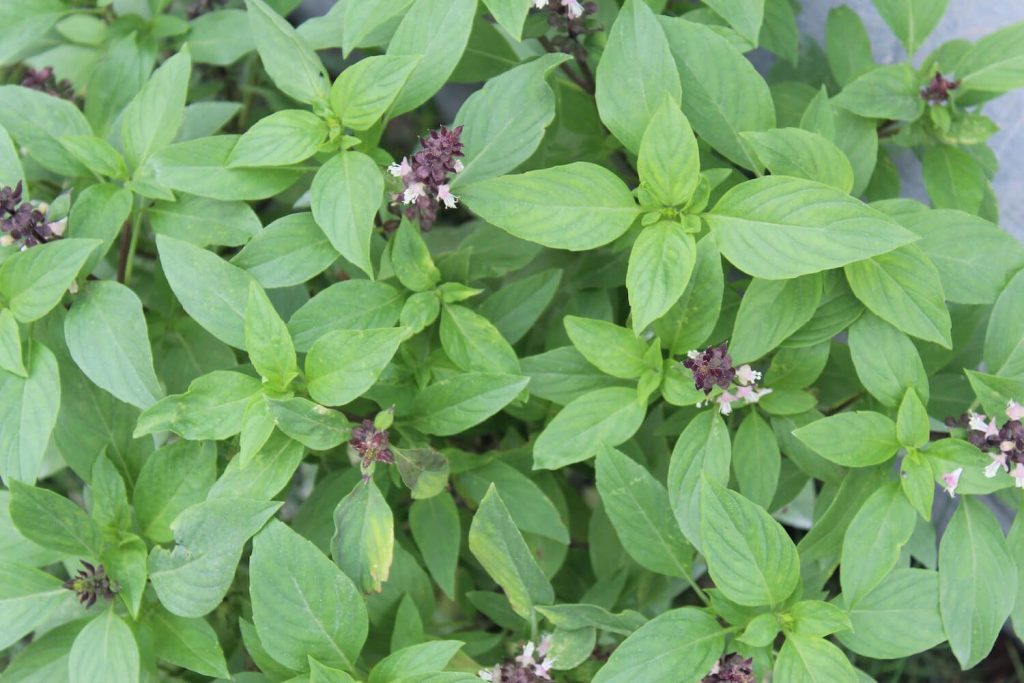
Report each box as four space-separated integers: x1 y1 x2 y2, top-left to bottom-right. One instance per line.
682 571 711 606
122 201 145 286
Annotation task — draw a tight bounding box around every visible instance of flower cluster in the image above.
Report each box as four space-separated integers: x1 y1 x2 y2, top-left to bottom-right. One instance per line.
478 637 554 682
703 654 755 683
920 72 960 105
956 400 1024 487
0 182 66 249
349 419 394 473
683 343 771 415
389 125 464 231
62 561 118 608
21 66 76 102
533 0 587 20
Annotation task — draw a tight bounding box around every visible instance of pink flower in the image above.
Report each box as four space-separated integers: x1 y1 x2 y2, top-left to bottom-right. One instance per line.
453 159 464 173
968 411 999 438
563 0 584 18
402 182 426 204
985 453 1008 478
735 364 761 386
736 385 772 403
717 391 738 415
942 468 963 497
1008 400 1024 421
1013 463 1024 489
388 157 412 178
437 184 459 209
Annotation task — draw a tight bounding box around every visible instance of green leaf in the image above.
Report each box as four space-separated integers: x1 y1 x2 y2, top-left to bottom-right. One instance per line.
730 273 822 363
245 282 298 390
59 135 128 180
627 222 696 334
872 0 948 56
331 479 394 593
65 281 163 410
732 411 781 509
393 447 450 500
479 269 562 345
0 239 98 323
456 461 567 544
459 162 640 250
0 343 60 485
596 445 693 577
341 0 415 56
390 220 440 293
839 483 916 607
595 0 681 153
654 236 724 355
306 327 407 406
252 519 368 672
408 373 529 436
330 56 419 132
188 9 255 65
150 195 261 249
740 128 854 193
844 245 952 348
592 608 724 683
310 151 382 279
707 176 918 280
900 449 935 521
658 17 775 170
536 604 646 635
157 234 255 349
209 430 305 500
940 498 1017 669
986 269 1024 377
122 49 190 169
136 371 261 440
774 633 857 683
228 109 327 167
0 1 66 68
0 308 24 377
144 607 230 679
246 0 330 104
69 612 139 683
788 600 852 637
452 53 568 187
637 100 700 207
266 397 351 450
0 563 75 650
232 212 340 289
564 316 650 379
534 387 647 470
793 412 899 467
833 64 924 121
704 0 765 45
468 485 554 619
894 209 1024 305
954 21 1024 93
89 454 130 533
386 0 476 116
368 641 464 683
922 145 987 214
440 305 519 375
480 0 531 40
409 492 460 600
838 568 946 659
847 312 929 407
667 411 731 551
143 135 304 200
9 480 100 558
149 498 280 617
288 280 403 351
896 388 929 449
0 85 92 177
700 478 800 607
133 440 216 544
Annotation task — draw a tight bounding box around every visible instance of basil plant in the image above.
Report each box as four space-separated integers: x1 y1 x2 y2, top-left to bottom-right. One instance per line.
2 0 1024 681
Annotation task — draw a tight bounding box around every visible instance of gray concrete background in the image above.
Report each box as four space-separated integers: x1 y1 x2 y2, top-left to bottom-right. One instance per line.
797 0 1024 238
